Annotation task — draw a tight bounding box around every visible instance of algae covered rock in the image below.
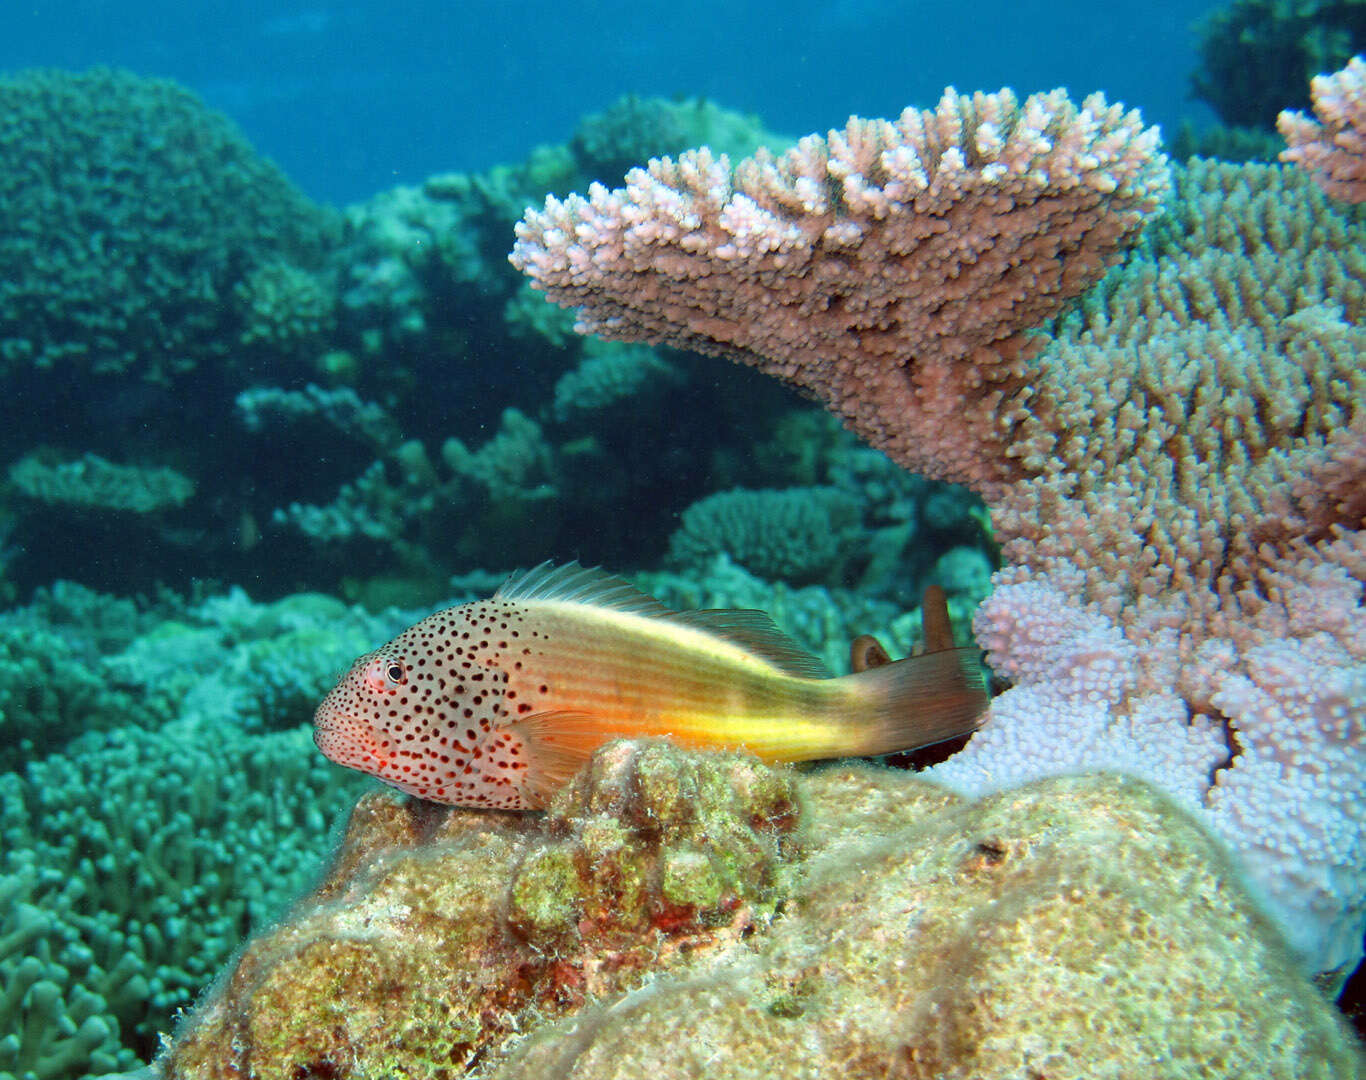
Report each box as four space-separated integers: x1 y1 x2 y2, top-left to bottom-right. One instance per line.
162 741 800 1078
161 743 1364 1080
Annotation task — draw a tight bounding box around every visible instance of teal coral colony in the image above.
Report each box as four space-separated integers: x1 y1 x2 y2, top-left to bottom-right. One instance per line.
0 4 1364 1077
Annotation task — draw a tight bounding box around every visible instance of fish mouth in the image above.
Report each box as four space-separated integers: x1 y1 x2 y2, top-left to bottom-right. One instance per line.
313 710 386 769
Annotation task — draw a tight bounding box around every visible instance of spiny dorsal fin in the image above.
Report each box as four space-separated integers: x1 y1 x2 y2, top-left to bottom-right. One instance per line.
497 561 673 616
497 562 832 679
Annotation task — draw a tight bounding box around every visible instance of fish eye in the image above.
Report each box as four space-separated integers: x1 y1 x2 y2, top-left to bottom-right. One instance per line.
364 657 405 693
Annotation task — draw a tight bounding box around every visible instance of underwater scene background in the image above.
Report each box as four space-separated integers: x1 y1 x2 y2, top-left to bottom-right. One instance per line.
0 1 1363 1077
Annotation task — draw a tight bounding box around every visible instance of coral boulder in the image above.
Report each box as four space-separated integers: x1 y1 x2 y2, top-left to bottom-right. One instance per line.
160 742 1363 1079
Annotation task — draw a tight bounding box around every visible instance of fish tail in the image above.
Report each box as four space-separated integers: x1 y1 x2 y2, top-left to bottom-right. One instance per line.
844 646 989 755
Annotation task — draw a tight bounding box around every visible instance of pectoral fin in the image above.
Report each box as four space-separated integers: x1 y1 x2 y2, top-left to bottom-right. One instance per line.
506 710 617 808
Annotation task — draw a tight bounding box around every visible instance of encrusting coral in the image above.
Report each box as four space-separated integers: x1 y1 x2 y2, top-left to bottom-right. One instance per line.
511 84 1365 981
161 741 801 1077
158 741 1364 1079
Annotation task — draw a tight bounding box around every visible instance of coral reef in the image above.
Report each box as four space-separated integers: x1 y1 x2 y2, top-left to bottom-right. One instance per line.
0 619 151 772
0 67 335 386
1280 54 1366 203
511 85 1365 980
569 95 781 187
549 340 682 424
332 94 783 394
1169 119 1284 164
0 80 987 603
235 384 401 452
158 742 1365 1078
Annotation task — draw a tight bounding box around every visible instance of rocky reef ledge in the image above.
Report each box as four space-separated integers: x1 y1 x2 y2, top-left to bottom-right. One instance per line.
160 740 1364 1079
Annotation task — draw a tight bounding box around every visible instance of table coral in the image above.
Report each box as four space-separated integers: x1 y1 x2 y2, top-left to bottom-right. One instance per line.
9 453 194 514
1279 54 1366 203
157 742 1364 1079
512 84 1168 494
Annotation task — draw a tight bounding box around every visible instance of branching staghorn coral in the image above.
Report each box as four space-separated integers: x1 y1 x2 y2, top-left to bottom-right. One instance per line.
0 584 405 1075
512 86 1366 979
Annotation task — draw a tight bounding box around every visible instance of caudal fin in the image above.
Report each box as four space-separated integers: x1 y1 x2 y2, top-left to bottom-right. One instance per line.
848 646 989 756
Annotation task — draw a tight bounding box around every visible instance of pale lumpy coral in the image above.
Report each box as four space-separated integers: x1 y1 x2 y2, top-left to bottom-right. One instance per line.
158 742 1363 1079
161 741 801 1077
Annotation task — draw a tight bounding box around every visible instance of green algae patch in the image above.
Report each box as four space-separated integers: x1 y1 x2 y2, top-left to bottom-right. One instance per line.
660 846 723 911
507 843 582 938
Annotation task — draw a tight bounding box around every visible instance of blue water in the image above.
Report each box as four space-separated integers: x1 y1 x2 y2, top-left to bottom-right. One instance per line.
1 0 1218 205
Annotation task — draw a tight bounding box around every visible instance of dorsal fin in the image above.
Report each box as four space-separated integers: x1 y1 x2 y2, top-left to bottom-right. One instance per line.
496 562 832 679
496 561 673 616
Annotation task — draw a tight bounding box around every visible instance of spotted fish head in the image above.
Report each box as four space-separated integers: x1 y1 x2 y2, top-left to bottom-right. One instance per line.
313 604 538 809
313 647 414 781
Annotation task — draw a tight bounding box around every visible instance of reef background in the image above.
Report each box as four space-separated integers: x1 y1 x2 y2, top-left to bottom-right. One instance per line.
0 0 1363 1077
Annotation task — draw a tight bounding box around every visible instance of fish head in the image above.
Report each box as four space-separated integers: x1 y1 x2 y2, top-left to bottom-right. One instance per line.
314 645 426 792
312 604 527 805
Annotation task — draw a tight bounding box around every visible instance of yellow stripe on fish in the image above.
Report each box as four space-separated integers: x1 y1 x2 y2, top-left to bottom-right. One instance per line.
313 562 988 809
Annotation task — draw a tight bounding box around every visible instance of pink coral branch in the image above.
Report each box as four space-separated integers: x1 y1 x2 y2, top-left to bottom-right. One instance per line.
1279 55 1366 204
512 87 1168 495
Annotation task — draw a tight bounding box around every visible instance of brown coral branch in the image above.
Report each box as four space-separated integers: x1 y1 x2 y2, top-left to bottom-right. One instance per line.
512 87 1169 495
